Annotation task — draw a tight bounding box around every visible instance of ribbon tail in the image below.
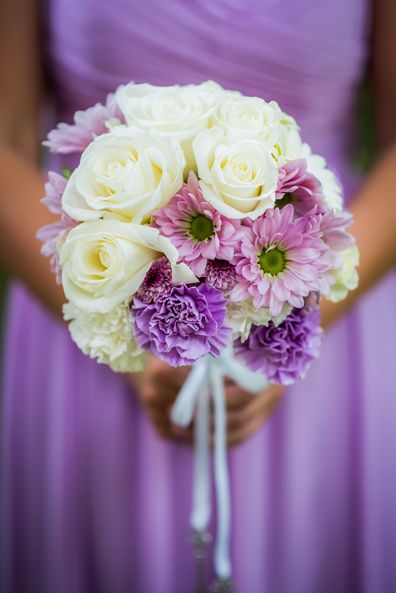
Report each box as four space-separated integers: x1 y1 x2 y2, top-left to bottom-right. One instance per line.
191 375 211 533
171 357 208 428
190 376 212 593
211 362 232 582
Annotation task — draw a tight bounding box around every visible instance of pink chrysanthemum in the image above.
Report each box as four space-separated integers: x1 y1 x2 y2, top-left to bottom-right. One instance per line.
37 172 77 283
204 259 236 292
320 209 355 251
317 210 356 295
276 159 327 217
41 171 67 214
135 257 173 304
43 93 123 155
230 204 329 316
154 172 244 277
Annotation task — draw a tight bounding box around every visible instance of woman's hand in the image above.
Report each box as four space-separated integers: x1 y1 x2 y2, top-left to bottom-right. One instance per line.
129 356 192 441
222 381 283 447
127 359 283 447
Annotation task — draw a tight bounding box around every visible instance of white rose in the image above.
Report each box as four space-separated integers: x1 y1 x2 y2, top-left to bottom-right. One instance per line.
276 124 303 161
62 128 185 223
64 302 145 373
327 245 359 302
193 127 278 219
213 96 282 146
115 82 217 172
227 299 292 342
60 220 197 313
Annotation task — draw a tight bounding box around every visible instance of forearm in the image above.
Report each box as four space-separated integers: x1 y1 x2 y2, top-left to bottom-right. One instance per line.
0 144 65 318
321 142 396 328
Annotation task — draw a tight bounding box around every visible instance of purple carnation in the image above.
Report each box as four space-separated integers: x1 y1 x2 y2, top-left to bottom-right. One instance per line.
235 305 322 385
135 257 173 304
133 283 231 366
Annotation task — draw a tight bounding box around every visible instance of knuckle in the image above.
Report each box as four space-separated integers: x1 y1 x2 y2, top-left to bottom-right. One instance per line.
141 386 162 406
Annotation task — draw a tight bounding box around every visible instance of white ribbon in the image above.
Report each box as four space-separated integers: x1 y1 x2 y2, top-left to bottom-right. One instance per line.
171 350 268 584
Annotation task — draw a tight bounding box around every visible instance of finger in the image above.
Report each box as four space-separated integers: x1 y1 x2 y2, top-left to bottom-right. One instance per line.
224 385 254 409
146 405 194 442
155 425 194 443
226 387 282 430
140 383 177 409
226 389 283 447
148 358 189 387
226 415 269 448
207 386 262 430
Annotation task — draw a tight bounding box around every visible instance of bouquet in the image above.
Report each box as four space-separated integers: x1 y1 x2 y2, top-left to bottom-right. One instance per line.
38 81 359 590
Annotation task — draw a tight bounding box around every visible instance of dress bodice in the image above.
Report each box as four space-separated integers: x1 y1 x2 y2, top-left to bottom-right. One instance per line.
46 0 370 169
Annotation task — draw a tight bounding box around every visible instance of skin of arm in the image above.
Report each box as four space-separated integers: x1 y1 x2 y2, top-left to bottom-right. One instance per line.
0 0 65 317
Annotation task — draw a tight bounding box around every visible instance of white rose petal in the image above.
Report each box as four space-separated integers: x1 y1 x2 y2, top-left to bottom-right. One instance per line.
62 127 185 223
193 127 278 219
60 219 197 313
64 302 145 373
115 82 218 172
276 125 303 161
213 96 282 147
328 245 359 302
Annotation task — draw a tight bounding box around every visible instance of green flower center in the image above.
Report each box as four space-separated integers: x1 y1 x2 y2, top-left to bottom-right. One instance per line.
62 167 73 180
189 213 214 241
258 247 287 276
275 192 293 209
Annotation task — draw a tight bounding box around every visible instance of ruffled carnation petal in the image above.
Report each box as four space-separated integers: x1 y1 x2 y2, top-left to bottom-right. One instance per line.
132 283 231 366
235 305 322 384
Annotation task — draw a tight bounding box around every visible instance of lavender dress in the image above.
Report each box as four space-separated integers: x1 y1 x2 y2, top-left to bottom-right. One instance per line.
1 1 396 592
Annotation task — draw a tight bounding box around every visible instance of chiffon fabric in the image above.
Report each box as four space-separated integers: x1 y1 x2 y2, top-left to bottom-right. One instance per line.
2 0 396 592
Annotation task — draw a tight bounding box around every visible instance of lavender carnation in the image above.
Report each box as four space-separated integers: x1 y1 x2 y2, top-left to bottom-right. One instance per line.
235 305 322 385
133 283 231 366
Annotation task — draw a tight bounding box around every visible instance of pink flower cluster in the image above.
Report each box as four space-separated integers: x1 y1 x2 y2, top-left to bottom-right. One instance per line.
36 172 77 283
43 93 123 155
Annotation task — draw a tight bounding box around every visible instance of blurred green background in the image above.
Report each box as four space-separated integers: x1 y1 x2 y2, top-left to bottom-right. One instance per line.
0 81 377 329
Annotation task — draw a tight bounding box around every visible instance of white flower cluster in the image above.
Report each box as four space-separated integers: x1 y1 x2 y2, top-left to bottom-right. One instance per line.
64 302 145 373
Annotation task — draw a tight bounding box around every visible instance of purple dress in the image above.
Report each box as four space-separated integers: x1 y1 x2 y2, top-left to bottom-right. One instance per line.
1 1 396 591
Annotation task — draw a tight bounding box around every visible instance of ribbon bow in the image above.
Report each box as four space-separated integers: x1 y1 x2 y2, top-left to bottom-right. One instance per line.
171 348 269 591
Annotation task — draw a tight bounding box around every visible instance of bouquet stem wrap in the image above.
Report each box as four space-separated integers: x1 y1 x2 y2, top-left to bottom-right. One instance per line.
171 350 269 586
